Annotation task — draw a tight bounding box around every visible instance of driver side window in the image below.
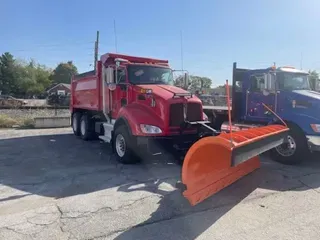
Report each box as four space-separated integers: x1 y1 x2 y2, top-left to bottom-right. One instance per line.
114 68 126 83
249 74 265 92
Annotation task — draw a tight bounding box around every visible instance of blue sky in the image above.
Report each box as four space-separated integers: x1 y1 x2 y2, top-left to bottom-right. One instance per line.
1 0 320 86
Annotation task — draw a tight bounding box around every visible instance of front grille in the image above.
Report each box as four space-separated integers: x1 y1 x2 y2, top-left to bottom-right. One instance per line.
169 103 202 127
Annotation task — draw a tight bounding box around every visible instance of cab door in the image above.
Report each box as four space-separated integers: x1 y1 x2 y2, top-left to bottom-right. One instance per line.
102 65 113 117
111 67 128 118
245 73 277 122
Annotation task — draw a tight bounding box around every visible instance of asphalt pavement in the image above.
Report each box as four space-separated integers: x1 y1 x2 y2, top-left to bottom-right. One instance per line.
0 128 320 240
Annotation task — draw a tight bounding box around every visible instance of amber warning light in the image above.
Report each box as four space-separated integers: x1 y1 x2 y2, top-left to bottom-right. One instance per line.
140 89 152 94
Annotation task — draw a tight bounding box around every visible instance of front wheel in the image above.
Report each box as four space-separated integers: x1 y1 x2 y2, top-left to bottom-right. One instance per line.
270 125 309 165
113 125 140 164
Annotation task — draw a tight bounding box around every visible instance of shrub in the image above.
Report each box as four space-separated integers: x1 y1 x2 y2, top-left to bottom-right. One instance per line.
0 115 19 128
0 114 34 128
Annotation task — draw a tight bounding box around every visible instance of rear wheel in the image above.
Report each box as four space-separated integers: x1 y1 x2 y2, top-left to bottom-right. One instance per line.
80 114 96 141
72 112 81 136
270 124 309 165
113 125 140 164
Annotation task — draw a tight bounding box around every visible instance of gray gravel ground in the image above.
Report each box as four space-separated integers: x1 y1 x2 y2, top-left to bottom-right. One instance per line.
1 128 320 240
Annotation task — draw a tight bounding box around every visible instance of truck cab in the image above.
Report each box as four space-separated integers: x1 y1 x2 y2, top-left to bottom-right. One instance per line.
231 63 320 163
71 53 206 164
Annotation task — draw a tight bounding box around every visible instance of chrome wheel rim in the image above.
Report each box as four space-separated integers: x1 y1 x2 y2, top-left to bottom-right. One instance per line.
275 135 296 157
115 134 126 157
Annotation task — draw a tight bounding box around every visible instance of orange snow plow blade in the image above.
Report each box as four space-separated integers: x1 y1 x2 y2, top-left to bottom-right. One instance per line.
180 124 289 206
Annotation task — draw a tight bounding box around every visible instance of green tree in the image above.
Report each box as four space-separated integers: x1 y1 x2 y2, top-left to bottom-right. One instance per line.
50 61 78 84
24 61 52 96
189 76 212 91
0 52 19 95
13 59 52 97
174 74 212 91
308 70 319 91
212 84 233 95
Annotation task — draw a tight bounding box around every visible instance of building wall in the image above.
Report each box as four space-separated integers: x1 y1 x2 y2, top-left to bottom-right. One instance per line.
48 85 71 95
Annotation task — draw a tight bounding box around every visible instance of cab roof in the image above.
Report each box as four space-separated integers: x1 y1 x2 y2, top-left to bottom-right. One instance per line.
100 53 169 66
277 67 308 74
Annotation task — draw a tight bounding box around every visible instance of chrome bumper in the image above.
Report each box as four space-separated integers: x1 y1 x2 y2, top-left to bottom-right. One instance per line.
306 135 320 151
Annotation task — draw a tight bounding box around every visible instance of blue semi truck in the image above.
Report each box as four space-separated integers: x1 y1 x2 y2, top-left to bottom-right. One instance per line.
203 62 320 164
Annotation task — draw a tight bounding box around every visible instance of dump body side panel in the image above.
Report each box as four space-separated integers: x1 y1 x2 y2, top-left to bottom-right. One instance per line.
71 63 102 112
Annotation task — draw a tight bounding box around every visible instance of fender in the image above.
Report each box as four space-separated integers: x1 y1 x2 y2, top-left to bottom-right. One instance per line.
280 111 320 135
114 116 133 136
116 103 165 136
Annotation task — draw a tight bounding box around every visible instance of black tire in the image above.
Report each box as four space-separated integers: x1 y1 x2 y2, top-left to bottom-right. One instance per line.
270 124 309 165
72 112 81 136
80 114 95 141
113 125 140 164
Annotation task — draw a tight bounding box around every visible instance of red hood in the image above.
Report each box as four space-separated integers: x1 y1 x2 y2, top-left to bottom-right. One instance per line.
136 84 192 100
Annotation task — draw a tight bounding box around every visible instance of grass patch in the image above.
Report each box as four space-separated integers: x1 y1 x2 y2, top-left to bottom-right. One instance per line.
0 108 69 129
22 118 35 128
0 115 34 128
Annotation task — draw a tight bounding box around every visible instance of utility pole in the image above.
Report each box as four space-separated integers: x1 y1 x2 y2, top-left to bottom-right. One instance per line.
94 30 100 71
180 30 184 70
300 52 303 70
114 20 118 53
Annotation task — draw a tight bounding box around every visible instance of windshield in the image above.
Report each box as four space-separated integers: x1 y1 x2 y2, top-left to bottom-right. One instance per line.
277 72 311 91
127 65 174 85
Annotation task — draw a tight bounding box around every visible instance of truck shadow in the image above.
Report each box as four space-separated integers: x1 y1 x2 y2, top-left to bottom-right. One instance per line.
1 133 320 239
0 133 118 200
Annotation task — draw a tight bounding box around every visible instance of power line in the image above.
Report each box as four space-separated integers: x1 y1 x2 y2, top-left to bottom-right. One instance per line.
7 49 95 55
6 42 95 52
94 31 99 71
16 41 94 48
180 30 184 71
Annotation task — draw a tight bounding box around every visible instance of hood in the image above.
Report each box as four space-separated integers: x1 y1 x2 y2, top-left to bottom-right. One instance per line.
136 84 194 100
293 90 320 100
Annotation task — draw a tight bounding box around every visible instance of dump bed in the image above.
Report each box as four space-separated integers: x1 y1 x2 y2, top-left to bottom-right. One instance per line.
70 70 101 111
200 94 231 115
203 105 230 111
202 105 230 115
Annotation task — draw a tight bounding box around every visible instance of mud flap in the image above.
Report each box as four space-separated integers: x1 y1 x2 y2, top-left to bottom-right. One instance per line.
180 124 289 206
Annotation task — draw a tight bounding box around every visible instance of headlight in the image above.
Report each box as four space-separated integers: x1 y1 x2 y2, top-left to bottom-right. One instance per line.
140 124 162 134
311 124 320 133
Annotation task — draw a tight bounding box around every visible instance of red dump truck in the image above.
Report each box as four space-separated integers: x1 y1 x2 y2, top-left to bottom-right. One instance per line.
70 53 288 206
70 53 206 163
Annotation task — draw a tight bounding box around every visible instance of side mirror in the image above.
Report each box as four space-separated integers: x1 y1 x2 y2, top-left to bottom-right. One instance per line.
106 67 114 83
108 83 117 91
263 74 269 89
264 73 275 91
183 73 190 87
